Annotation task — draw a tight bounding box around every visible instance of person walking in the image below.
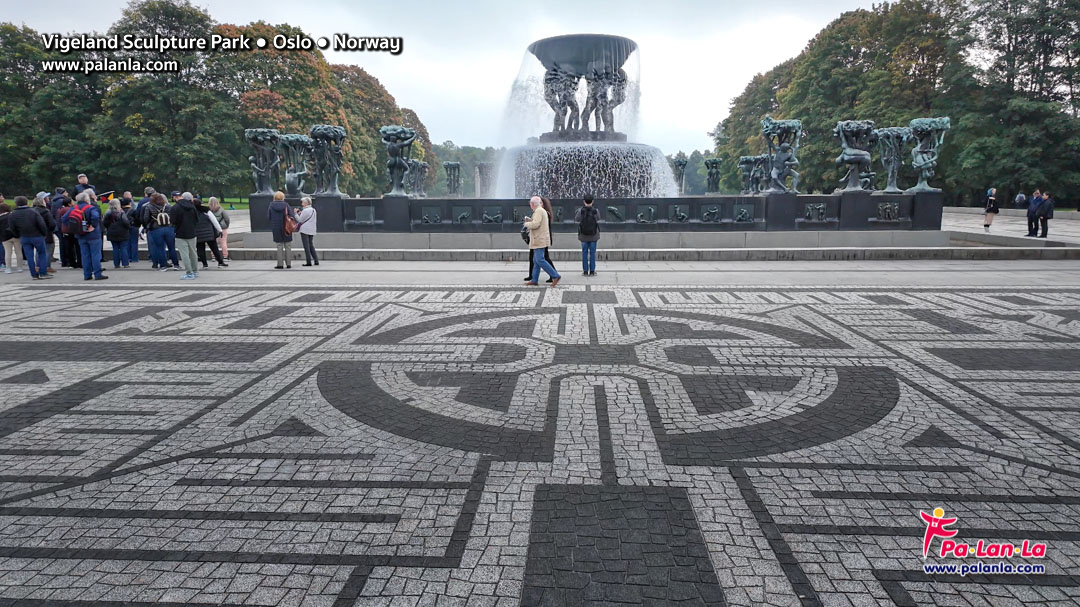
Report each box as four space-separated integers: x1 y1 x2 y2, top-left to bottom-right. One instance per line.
268 191 298 269
0 202 11 273
103 198 131 268
524 195 560 286
1035 191 1055 238
32 194 58 274
70 191 107 281
208 197 231 261
575 193 600 276
1026 190 1043 237
983 188 999 233
8 196 51 280
169 192 201 280
297 196 319 266
525 196 558 283
194 198 226 268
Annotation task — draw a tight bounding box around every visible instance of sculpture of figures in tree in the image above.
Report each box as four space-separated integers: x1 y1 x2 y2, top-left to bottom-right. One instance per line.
672 157 687 195
761 116 802 193
833 120 876 192
379 124 416 197
704 159 721 194
905 117 950 193
415 161 429 197
244 128 280 196
405 159 420 195
443 161 461 196
309 124 346 197
543 68 581 133
737 156 755 194
874 127 912 193
475 162 495 198
279 134 313 197
746 155 770 194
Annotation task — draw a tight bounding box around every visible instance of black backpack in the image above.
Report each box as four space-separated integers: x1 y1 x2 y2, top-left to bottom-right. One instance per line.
579 206 598 236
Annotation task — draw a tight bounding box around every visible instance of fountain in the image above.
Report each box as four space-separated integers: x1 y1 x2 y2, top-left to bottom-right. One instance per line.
495 34 678 199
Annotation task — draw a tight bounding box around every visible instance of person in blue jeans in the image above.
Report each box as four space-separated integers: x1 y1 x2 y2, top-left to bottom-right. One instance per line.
73 191 108 281
575 193 600 276
142 193 179 270
8 196 52 280
121 193 140 263
523 196 560 286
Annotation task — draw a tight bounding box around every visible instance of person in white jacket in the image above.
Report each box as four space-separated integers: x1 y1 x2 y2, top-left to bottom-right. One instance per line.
297 197 318 266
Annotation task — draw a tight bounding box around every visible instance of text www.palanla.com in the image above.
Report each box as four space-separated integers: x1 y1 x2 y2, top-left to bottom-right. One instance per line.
41 58 179 74
924 561 1046 576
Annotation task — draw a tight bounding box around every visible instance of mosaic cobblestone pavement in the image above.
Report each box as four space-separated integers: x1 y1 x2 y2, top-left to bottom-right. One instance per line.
0 284 1078 606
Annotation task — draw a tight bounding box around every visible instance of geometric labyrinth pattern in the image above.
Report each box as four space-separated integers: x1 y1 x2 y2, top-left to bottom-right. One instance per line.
0 284 1078 606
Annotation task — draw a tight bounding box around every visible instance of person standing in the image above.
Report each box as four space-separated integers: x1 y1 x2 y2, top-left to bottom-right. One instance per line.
208 197 231 261
73 173 96 197
268 191 297 269
297 196 319 266
142 193 177 270
194 198 226 268
1036 191 1055 238
169 192 201 280
524 195 560 286
575 193 600 276
103 198 131 268
57 198 81 269
120 192 141 263
1026 190 1043 237
983 188 999 233
1014 191 1027 210
0 202 11 273
49 188 70 267
32 194 57 274
71 191 107 281
8 196 51 280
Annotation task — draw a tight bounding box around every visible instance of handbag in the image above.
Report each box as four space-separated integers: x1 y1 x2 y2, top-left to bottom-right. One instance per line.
284 209 299 236
520 224 530 244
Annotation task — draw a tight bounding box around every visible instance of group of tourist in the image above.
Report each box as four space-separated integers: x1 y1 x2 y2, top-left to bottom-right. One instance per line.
984 188 1056 237
0 175 234 281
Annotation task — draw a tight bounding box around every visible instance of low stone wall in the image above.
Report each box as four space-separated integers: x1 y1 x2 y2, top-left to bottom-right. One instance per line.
945 207 1080 220
249 191 944 234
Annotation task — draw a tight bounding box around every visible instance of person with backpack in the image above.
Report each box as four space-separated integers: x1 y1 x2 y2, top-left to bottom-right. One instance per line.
69 190 107 281
0 202 20 274
8 196 52 280
575 193 600 276
103 198 131 268
142 193 178 270
1035 191 1055 238
208 197 231 261
297 196 318 266
57 199 80 269
194 197 226 269
169 192 201 280
524 195 560 287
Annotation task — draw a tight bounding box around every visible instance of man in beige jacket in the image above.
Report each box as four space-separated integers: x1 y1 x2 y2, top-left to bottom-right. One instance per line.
524 196 560 286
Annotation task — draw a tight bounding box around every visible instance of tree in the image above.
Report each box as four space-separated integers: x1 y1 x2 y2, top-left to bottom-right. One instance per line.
331 64 402 196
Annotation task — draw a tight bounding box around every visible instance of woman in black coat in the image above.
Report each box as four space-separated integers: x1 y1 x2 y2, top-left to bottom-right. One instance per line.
267 191 298 269
103 199 131 268
194 199 226 268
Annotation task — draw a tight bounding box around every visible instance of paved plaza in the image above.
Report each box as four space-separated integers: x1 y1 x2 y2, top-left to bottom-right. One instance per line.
0 266 1078 606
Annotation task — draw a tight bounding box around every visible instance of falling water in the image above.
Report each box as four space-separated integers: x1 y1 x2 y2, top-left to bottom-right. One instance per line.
494 34 677 199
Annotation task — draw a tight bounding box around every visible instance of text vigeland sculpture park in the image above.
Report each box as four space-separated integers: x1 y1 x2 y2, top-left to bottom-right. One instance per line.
247 34 947 236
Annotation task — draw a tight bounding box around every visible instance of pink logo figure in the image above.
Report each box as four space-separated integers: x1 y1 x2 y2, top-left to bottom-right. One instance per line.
920 507 958 558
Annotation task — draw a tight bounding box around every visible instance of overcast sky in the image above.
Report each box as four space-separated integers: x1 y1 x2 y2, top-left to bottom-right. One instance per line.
6 0 878 154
